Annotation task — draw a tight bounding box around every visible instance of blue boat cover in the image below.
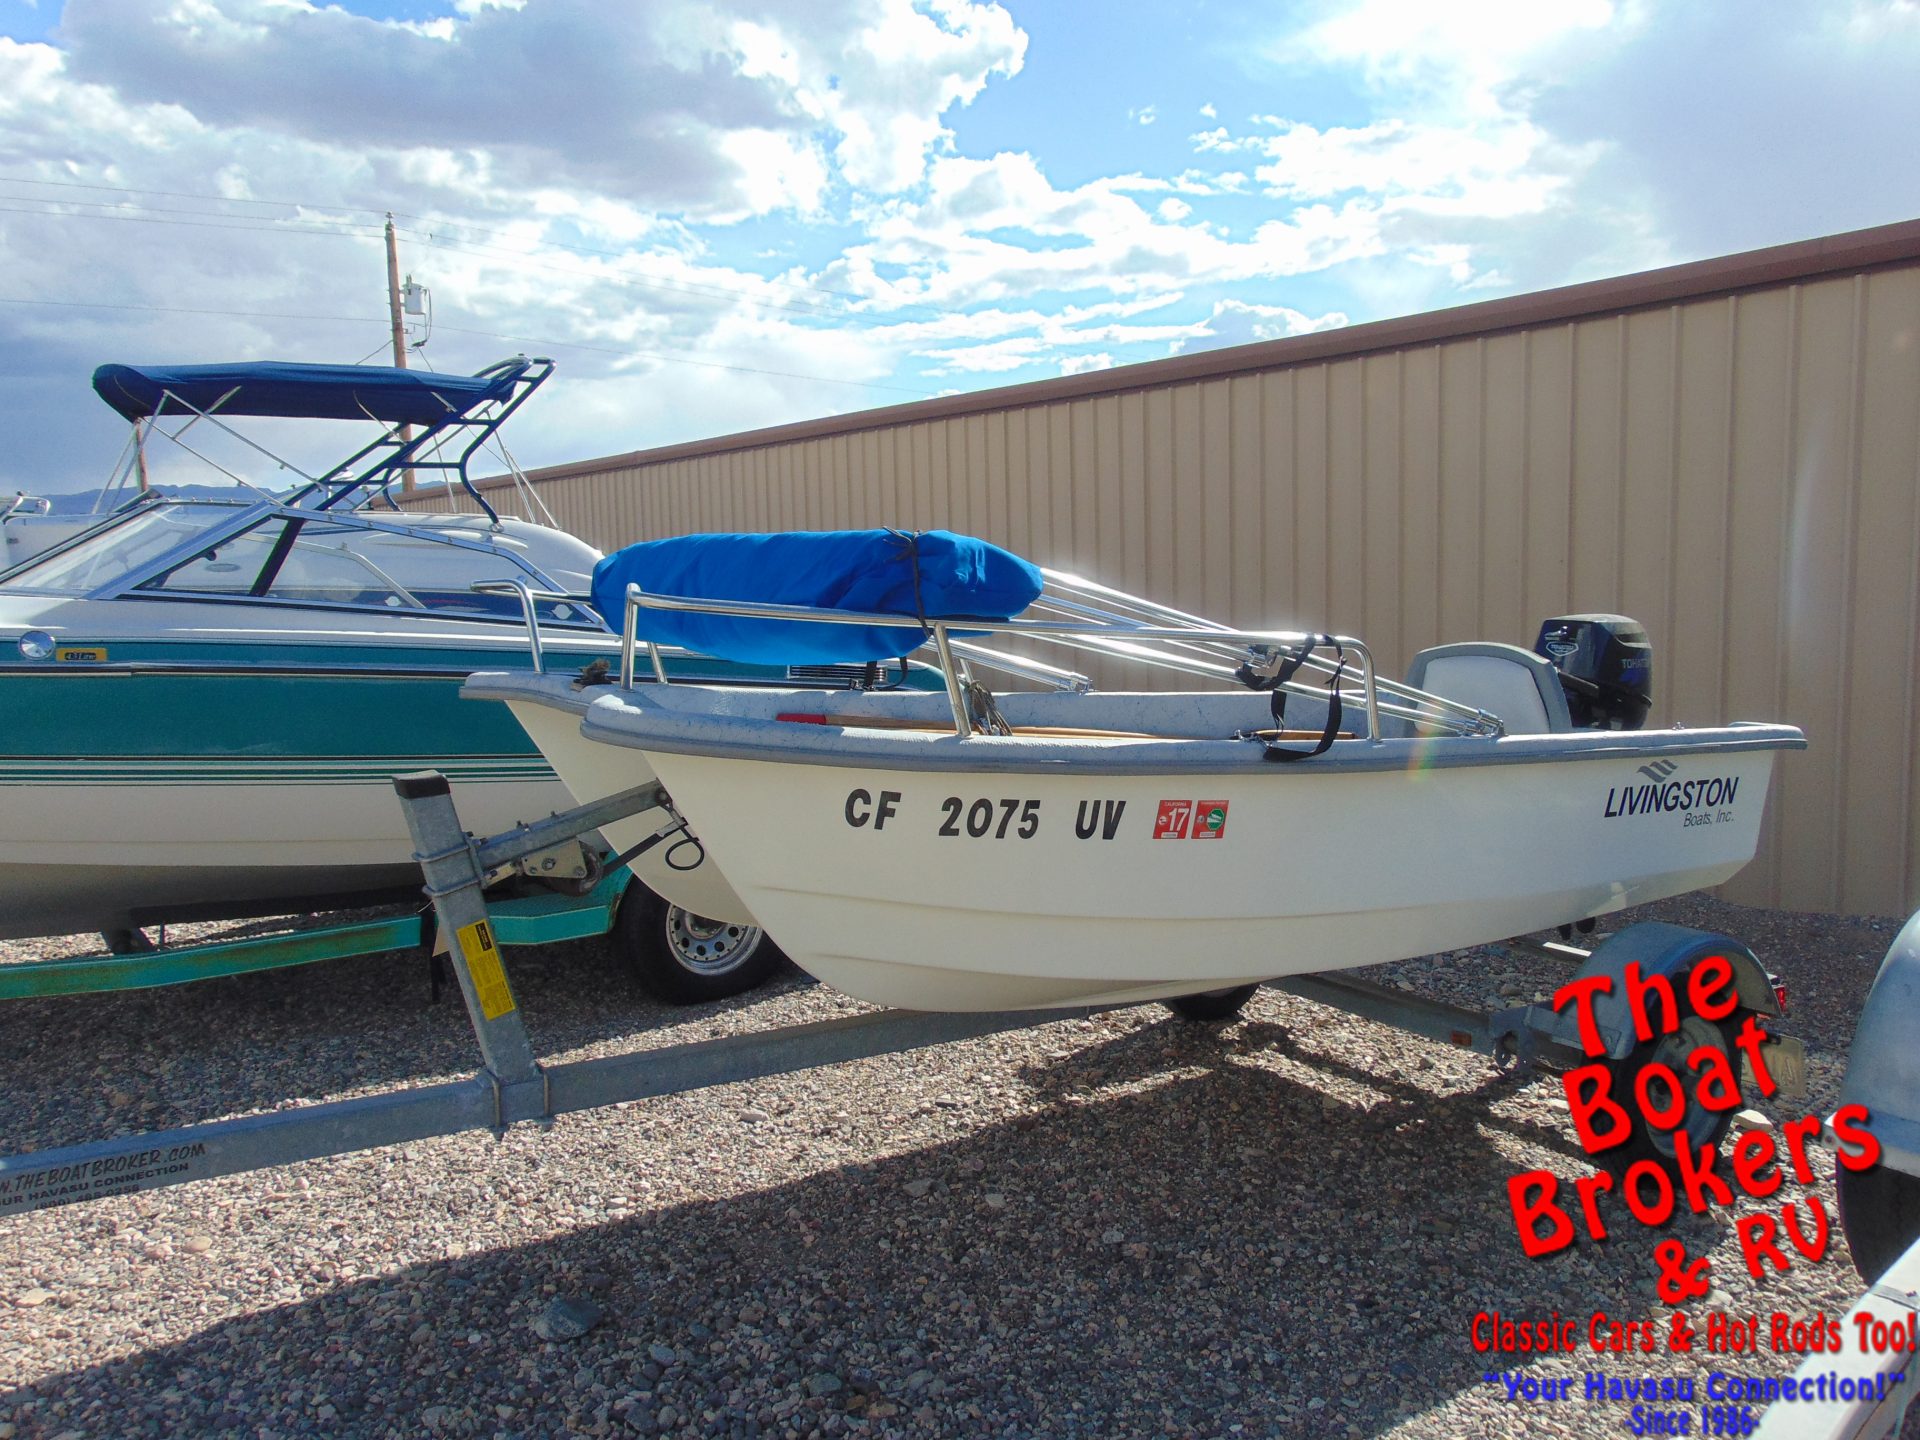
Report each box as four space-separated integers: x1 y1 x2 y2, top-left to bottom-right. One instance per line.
590 529 1044 665
92 362 517 424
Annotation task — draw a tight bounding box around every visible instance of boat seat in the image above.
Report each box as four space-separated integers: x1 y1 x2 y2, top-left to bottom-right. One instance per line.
1399 642 1572 735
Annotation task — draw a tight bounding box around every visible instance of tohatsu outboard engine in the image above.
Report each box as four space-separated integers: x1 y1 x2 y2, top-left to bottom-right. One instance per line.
1533 614 1653 730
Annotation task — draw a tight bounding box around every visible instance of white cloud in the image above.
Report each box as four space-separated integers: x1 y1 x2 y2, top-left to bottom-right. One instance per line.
1200 0 1650 293
0 1 1037 491
913 294 1346 374
1285 0 1622 100
845 151 1390 307
1189 299 1349 350
1060 353 1112 375
819 0 1027 190
1231 0 1920 295
52 0 1025 218
1248 117 1578 215
5 0 1915 498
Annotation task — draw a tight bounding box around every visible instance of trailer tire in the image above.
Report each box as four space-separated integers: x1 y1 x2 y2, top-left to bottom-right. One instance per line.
1165 984 1259 1022
613 883 784 1004
1597 1010 1740 1199
1837 1162 1920 1282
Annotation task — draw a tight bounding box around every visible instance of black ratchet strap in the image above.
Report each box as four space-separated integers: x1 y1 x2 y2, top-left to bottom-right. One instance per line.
887 527 933 676
1234 635 1346 763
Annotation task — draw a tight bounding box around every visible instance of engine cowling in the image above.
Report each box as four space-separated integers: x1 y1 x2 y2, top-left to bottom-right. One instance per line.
1534 614 1652 730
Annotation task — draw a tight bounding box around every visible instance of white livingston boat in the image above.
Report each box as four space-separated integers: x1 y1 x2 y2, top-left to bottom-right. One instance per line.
471 530 1806 1013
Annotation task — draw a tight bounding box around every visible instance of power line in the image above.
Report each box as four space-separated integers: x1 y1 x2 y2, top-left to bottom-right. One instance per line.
0 193 381 227
393 215 957 320
0 172 960 320
0 294 937 395
396 227 907 329
425 319 936 394
0 295 387 325
0 173 391 218
0 198 950 333
0 201 383 239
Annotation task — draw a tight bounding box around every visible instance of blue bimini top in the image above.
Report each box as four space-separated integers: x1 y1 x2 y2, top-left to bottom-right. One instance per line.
92 361 517 425
589 529 1045 665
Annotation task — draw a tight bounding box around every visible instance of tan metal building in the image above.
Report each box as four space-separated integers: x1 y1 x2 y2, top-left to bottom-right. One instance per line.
404 219 1920 918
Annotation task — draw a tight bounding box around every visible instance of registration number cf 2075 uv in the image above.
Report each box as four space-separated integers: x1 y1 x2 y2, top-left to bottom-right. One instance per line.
843 788 1040 839
844 791 1162 841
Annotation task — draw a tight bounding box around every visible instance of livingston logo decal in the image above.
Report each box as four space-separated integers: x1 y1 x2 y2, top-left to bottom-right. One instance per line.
1602 761 1740 820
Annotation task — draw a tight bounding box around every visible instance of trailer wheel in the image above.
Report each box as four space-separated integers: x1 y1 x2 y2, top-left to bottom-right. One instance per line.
1837 1162 1920 1282
1599 1010 1739 1188
613 882 783 1004
1165 984 1259 1022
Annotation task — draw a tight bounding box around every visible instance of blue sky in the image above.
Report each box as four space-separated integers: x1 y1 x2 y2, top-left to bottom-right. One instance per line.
1 0 1916 494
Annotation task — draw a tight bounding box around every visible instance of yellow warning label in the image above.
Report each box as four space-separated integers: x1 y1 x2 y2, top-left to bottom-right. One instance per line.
456 919 515 1020
54 646 108 662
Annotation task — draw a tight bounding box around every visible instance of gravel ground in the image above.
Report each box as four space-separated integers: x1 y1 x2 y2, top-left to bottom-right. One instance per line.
1 894 1914 1440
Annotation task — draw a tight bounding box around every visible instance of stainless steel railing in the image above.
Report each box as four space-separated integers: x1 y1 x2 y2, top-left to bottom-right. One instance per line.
616 579 1475 743
606 563 1507 742
470 578 572 675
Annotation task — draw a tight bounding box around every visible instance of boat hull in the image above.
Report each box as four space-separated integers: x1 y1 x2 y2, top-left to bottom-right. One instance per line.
496 688 754 924
0 658 579 939
636 747 1784 1009
0 597 623 939
0 768 562 937
563 686 1802 1011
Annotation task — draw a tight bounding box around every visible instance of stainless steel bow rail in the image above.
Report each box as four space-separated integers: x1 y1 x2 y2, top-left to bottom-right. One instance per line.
615 568 1505 742
0 776 1800 1220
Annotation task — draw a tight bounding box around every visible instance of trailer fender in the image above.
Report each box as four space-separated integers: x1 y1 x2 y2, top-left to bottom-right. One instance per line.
1837 909 1920 1177
1536 921 1781 1062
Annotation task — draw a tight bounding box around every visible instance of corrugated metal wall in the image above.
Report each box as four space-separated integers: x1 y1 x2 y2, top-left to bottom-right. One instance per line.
407 263 1920 918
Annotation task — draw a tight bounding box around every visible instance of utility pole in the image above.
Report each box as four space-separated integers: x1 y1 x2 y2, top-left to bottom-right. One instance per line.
384 213 416 493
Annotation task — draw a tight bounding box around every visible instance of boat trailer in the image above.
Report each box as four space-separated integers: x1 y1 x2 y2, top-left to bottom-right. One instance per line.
0 771 1809 1219
0 867 633 1005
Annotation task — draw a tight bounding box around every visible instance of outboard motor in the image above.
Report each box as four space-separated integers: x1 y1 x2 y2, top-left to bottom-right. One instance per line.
1533 614 1653 730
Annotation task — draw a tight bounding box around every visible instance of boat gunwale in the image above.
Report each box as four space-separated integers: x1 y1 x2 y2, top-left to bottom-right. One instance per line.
575 698 1807 778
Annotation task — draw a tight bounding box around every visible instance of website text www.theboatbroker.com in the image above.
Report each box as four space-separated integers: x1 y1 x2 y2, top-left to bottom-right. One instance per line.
1474 953 1915 1433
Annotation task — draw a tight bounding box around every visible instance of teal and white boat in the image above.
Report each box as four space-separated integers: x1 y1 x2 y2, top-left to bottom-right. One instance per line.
2 492 99 568
0 357 839 994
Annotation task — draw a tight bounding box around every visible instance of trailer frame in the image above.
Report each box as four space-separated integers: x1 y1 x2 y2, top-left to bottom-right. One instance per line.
0 773 1800 1219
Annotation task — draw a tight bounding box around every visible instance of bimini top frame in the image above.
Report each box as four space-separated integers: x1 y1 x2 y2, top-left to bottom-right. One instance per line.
612 569 1507 742
89 356 555 522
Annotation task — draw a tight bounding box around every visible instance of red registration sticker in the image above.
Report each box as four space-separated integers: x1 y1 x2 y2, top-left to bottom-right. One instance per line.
1152 800 1193 839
